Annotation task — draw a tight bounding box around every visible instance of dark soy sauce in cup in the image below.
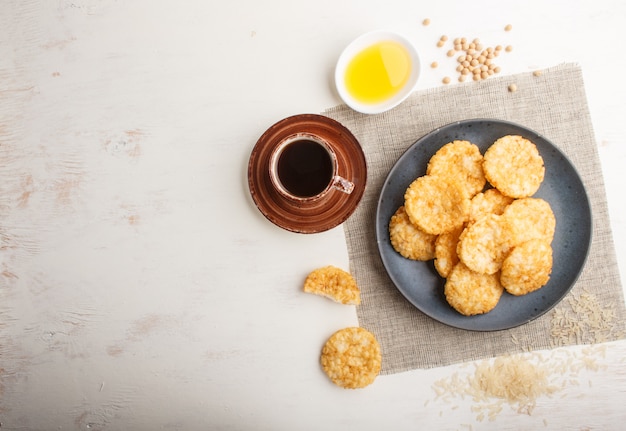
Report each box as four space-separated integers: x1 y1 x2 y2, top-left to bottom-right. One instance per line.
276 139 333 198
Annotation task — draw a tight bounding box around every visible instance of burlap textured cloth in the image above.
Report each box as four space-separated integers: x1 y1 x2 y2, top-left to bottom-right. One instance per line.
324 63 626 373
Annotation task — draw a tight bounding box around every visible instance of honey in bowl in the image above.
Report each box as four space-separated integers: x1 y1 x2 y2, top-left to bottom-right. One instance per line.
344 40 412 105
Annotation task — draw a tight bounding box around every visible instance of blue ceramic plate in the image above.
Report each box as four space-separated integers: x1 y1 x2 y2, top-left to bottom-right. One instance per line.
375 119 592 331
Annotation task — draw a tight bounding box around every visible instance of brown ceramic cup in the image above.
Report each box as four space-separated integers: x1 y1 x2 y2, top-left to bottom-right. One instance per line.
268 133 354 203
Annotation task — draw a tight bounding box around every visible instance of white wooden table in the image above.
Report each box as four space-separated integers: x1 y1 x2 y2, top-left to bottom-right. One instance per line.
1 1 624 429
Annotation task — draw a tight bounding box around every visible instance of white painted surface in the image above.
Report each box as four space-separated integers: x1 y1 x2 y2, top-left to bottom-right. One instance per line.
0 1 625 430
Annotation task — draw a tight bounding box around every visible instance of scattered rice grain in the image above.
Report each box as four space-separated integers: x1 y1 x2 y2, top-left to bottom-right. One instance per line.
550 288 626 346
430 347 611 422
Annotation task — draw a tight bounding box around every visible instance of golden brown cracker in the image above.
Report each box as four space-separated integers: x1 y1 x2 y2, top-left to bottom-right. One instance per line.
320 327 382 389
483 135 545 198
501 238 553 296
434 225 464 278
389 206 437 261
457 214 512 275
404 175 470 235
303 266 360 305
503 197 556 246
426 140 486 197
444 262 504 316
468 188 514 224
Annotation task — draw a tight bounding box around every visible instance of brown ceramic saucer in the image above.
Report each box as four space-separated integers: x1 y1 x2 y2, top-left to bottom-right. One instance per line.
248 114 367 234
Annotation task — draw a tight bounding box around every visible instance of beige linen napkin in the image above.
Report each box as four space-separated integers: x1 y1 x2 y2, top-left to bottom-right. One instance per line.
324 63 626 373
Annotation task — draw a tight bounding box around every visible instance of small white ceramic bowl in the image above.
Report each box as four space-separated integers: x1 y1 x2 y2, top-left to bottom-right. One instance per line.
335 30 420 114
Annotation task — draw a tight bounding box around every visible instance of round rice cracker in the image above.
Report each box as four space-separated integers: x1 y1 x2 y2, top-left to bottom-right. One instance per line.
434 225 464 278
303 266 360 305
404 175 470 235
389 206 437 261
483 135 545 198
502 197 556 246
444 262 504 316
457 213 512 275
320 327 382 389
501 238 553 296
468 188 514 225
426 140 486 197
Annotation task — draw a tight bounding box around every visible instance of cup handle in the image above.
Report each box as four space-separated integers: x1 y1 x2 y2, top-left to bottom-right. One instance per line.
331 175 354 195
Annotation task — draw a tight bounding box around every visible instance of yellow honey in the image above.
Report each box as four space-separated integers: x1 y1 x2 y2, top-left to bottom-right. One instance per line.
344 40 412 104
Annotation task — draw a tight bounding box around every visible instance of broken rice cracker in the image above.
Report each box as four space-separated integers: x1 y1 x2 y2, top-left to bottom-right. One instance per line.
303 266 360 305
